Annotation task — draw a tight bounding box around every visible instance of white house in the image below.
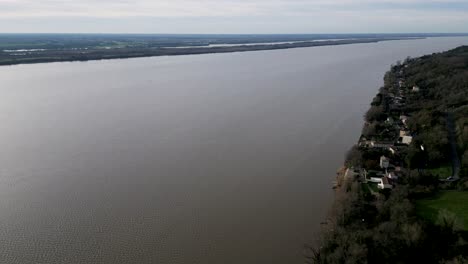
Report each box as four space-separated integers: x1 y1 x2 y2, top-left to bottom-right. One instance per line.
386 171 398 180
359 139 373 148
369 177 383 183
402 136 413 145
400 115 409 126
412 86 420 92
380 156 390 169
378 177 393 190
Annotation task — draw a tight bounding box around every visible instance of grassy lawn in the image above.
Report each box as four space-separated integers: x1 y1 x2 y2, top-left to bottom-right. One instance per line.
427 164 452 179
361 183 371 195
368 183 380 193
416 191 468 230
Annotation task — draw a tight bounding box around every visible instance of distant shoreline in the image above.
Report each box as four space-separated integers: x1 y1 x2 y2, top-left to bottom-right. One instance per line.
0 37 420 66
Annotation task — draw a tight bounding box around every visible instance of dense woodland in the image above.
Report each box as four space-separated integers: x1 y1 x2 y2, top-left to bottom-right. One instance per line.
310 46 468 263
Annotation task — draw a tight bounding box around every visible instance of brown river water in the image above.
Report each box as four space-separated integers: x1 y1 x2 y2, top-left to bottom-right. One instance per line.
0 37 468 264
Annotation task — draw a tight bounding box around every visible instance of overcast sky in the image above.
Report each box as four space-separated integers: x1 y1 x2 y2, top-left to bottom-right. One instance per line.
0 0 467 34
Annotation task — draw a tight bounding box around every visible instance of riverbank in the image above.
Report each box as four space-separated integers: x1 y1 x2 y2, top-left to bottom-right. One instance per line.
4 34 468 67
311 46 468 263
0 37 417 66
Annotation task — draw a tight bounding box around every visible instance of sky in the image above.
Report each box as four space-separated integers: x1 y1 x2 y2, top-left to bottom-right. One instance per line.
0 0 467 34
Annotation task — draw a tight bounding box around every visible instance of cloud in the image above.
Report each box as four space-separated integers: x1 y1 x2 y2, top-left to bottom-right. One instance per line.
1 0 465 17
0 0 268 17
0 0 467 33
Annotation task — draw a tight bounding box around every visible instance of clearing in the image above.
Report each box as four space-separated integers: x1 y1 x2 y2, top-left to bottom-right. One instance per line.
416 190 468 230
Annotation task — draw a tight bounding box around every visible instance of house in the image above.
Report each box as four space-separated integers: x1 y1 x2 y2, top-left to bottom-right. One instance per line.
400 115 409 126
367 171 385 183
399 130 409 137
359 140 372 148
371 141 394 149
388 146 397 155
386 171 398 180
401 136 413 145
412 86 420 92
370 177 383 183
380 156 390 169
378 177 393 189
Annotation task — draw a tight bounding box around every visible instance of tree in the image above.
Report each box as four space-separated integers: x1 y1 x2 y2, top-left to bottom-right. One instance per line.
365 106 386 122
346 146 363 167
437 209 464 232
460 150 468 177
362 123 377 137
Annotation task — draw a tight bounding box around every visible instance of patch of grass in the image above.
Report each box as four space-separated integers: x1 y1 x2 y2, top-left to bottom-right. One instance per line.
427 164 452 179
416 191 468 230
361 183 371 195
368 183 380 193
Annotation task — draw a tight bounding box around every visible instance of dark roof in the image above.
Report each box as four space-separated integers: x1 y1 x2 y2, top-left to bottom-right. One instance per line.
382 177 390 185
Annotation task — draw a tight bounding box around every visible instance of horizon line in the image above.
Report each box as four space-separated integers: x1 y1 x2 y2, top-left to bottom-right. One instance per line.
1 32 468 35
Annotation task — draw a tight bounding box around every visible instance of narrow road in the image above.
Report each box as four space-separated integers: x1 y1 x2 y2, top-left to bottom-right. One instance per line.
446 112 461 178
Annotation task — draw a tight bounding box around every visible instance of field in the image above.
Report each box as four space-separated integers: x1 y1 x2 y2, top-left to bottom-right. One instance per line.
416 191 468 230
368 183 380 193
427 164 453 179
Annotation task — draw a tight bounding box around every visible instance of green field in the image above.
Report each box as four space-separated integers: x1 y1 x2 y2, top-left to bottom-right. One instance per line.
368 183 380 193
416 191 468 230
361 183 371 194
427 165 452 179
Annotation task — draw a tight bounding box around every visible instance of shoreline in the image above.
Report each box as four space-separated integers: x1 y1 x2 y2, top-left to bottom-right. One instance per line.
312 45 468 263
0 37 419 67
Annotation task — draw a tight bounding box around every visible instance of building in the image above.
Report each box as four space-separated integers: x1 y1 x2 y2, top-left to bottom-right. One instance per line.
400 130 409 137
380 156 390 169
371 141 394 149
400 115 409 126
412 86 420 92
386 171 398 180
401 136 413 145
378 177 393 189
369 177 383 183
